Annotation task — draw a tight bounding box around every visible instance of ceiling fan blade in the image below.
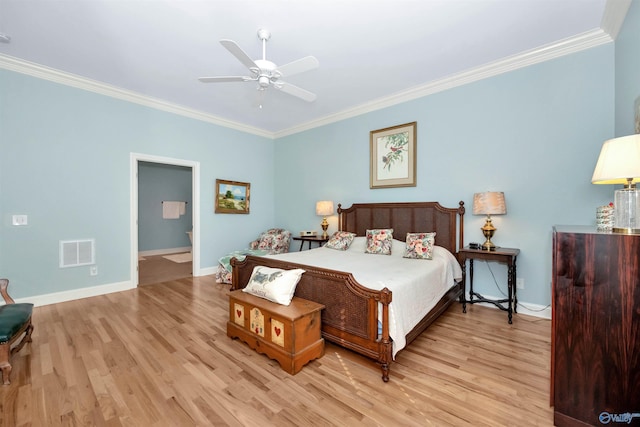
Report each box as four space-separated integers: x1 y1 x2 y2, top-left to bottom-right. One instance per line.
220 39 258 70
276 82 317 102
198 76 252 83
276 56 319 78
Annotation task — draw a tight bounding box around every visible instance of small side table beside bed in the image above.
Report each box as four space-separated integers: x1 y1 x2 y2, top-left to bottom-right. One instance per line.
458 246 520 324
292 236 329 251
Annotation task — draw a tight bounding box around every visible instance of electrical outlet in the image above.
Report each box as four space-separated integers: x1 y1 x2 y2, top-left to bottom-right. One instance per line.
12 215 28 226
90 266 98 276
516 278 524 289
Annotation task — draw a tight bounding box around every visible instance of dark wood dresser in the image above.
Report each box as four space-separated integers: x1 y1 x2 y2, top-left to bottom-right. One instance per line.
552 226 640 426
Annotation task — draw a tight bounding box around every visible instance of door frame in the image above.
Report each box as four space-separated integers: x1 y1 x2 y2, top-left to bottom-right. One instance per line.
130 153 201 286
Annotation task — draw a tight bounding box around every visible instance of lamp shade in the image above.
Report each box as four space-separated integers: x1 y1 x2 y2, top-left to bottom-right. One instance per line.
472 192 506 216
315 200 334 216
592 134 640 185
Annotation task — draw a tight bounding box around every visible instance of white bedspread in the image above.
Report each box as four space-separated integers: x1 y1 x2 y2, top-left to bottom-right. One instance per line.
265 237 462 358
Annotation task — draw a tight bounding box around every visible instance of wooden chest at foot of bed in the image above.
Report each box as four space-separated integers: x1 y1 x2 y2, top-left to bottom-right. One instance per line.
227 290 325 375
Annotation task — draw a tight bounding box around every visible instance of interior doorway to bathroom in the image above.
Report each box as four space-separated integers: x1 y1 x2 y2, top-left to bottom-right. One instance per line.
130 153 200 287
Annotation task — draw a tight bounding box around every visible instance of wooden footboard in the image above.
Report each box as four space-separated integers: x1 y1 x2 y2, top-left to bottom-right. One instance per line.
231 255 394 379
231 255 463 382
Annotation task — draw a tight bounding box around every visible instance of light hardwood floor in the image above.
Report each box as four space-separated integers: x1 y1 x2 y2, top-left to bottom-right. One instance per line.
1 276 554 426
138 253 192 286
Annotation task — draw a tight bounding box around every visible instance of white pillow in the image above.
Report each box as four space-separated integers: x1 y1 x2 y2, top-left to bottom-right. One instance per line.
346 236 367 252
243 266 305 305
391 238 408 255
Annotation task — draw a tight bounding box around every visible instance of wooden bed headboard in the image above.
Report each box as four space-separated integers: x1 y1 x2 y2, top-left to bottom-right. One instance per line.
337 201 465 255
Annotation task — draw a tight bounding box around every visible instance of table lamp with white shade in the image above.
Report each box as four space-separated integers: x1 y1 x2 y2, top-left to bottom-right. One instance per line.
316 201 334 238
592 134 640 234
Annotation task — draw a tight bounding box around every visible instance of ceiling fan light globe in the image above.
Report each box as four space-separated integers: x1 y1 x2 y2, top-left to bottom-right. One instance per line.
258 76 270 88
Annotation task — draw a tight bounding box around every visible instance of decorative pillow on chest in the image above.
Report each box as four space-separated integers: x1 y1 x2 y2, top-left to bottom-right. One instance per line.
365 229 394 255
325 231 356 250
243 266 305 305
403 232 436 260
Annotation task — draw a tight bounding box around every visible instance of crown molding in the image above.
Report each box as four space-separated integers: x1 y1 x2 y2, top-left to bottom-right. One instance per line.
0 25 618 140
0 53 273 139
275 28 614 138
600 0 632 39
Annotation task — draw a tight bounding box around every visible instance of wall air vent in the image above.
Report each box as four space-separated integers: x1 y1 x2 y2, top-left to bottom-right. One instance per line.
59 239 95 268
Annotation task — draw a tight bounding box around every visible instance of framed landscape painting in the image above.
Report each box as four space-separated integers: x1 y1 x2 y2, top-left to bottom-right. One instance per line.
370 121 417 188
215 179 250 214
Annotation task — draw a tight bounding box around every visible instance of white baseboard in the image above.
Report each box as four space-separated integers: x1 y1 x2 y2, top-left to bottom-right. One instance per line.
197 266 217 277
15 280 135 307
13 269 220 307
139 246 191 257
465 292 551 319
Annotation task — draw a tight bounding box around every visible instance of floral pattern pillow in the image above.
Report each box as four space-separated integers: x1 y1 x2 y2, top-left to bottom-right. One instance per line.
325 231 356 250
403 232 436 260
365 229 394 255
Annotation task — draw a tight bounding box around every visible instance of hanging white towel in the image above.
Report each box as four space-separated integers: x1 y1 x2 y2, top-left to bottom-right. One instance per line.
179 202 187 216
162 201 181 219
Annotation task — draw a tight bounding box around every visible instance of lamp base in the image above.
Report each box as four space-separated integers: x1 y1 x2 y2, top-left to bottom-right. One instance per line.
481 241 497 251
320 217 329 239
480 216 498 251
613 187 640 234
613 227 640 234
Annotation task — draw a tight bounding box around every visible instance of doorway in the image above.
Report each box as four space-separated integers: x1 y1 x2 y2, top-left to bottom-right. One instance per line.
130 153 201 287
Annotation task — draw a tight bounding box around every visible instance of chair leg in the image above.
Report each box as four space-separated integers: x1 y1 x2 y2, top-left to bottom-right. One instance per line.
9 322 34 360
0 343 11 385
26 323 33 343
0 322 34 385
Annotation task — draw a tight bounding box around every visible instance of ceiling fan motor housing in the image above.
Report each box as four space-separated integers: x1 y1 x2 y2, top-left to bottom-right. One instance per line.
254 59 280 87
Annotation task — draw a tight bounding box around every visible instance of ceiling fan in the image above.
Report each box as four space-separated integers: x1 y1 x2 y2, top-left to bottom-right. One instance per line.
199 29 319 102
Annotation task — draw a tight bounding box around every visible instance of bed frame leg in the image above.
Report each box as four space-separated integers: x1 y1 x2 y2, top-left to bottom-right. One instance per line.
379 289 392 382
381 364 390 382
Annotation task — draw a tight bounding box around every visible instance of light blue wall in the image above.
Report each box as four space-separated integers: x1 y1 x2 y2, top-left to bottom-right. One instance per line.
3 14 634 306
274 44 615 307
0 71 275 298
615 0 640 136
138 162 193 252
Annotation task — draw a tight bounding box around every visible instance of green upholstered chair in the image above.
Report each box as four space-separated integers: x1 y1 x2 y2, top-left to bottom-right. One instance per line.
0 278 34 385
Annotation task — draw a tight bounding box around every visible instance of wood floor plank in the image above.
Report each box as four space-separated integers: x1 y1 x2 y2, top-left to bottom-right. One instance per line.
0 268 554 426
